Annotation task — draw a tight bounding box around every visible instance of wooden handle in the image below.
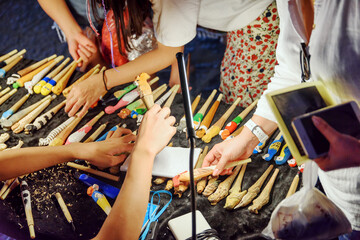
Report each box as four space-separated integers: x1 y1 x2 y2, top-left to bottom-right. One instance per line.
55 192 73 223
52 60 79 95
9 93 30 112
197 89 217 116
16 60 55 87
286 173 299 198
2 56 23 72
4 49 26 64
215 97 241 128
163 84 180 108
67 162 120 181
83 123 107 143
47 57 70 79
249 165 274 192
0 49 18 62
229 163 247 193
0 88 17 106
198 94 222 129
17 54 56 76
0 87 10 97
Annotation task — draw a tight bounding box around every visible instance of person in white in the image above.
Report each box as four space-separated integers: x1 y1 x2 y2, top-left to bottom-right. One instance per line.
203 0 360 238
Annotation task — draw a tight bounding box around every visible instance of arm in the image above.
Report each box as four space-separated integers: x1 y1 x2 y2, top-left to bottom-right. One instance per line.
0 129 135 181
65 42 183 117
37 0 97 67
94 105 176 240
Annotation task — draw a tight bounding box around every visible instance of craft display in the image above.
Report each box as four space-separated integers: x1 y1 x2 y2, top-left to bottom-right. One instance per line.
20 180 35 239
33 57 70 94
25 100 66 134
39 60 73 95
234 165 274 209
220 99 258 140
1 93 30 120
263 132 283 161
202 98 241 143
0 55 23 78
24 55 64 94
177 94 201 132
248 168 279 214
11 95 55 133
224 163 247 209
0 49 26 68
208 165 241 205
193 89 217 130
196 94 222 138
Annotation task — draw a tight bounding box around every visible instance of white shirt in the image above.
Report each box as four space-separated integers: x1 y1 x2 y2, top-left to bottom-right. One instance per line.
254 0 360 230
151 0 273 47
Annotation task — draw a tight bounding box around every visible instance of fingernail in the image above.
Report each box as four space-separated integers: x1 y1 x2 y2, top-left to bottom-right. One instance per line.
213 169 220 176
312 116 321 126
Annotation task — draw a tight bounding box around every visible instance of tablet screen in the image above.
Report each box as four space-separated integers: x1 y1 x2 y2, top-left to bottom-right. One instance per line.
271 86 327 155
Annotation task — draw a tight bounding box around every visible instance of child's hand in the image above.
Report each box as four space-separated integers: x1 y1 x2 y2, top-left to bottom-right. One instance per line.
135 104 176 158
79 128 136 168
312 116 360 171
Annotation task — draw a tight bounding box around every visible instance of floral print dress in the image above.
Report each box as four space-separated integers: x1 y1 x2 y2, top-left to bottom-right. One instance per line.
219 1 280 107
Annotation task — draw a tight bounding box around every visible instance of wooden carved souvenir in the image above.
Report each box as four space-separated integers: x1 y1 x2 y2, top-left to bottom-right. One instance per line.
0 87 10 98
193 89 217 130
12 95 55 133
154 177 167 185
196 94 222 138
0 133 10 143
235 165 274 209
0 143 7 151
0 88 17 106
0 50 18 62
163 84 180 108
220 99 258 140
25 100 66 134
202 98 241 143
52 58 82 95
286 172 300 198
40 60 73 95
67 162 120 182
83 123 108 143
0 49 26 68
225 126 244 141
0 56 23 78
208 165 241 205
33 57 70 94
174 181 189 198
165 179 174 191
275 143 291 165
248 168 279 214
202 176 221 197
224 163 247 209
263 132 283 161
39 117 75 146
1 93 30 120
177 94 201 132
135 73 153 109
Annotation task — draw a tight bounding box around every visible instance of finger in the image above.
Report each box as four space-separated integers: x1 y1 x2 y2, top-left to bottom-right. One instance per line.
158 107 171 119
106 131 114 140
202 148 217 168
78 102 91 118
109 155 127 166
147 104 161 115
69 47 80 63
213 155 229 176
77 34 97 52
68 100 85 117
64 95 77 113
112 128 133 138
78 44 93 58
312 116 340 143
166 116 176 126
119 142 135 153
77 49 89 64
120 134 137 144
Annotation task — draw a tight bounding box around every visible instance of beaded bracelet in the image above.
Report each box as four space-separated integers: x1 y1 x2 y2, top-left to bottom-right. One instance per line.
102 70 110 91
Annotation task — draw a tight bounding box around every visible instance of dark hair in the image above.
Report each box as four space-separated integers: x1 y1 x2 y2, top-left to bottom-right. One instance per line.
91 0 151 57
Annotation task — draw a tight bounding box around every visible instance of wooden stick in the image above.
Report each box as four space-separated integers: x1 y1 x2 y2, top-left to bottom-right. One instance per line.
40 60 74 95
0 50 18 62
195 146 209 169
163 84 180 108
235 165 274 209
20 180 35 239
135 73 153 109
33 57 70 94
39 117 75 146
0 96 50 130
13 59 56 88
193 89 217 129
55 192 75 231
178 158 251 182
1 177 20 200
0 178 15 197
221 99 258 139
286 172 300 198
67 162 120 181
224 163 248 209
154 85 175 106
0 88 17 106
25 100 66 134
62 64 100 97
18 54 57 77
202 98 241 143
11 95 55 133
49 112 87 146
0 56 23 78
52 58 82 95
0 87 10 97
177 94 201 132
194 147 209 193
24 56 64 94
114 76 159 100
208 165 241 205
2 49 26 66
249 168 279 214
1 93 30 120
66 111 104 144
83 123 108 143
196 94 222 138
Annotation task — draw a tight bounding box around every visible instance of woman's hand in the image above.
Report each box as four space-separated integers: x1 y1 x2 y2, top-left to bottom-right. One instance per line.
135 104 176 158
312 116 360 171
78 128 136 169
65 72 105 117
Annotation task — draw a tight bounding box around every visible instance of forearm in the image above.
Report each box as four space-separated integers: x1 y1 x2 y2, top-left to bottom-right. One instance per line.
106 43 183 88
0 144 78 181
95 147 155 240
37 0 82 36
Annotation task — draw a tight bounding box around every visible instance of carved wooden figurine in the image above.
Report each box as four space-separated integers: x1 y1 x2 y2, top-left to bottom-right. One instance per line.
39 117 75 146
83 123 108 143
202 176 221 197
196 94 222 138
224 163 248 209
248 168 279 214
234 165 274 209
135 73 153 109
208 165 241 205
202 98 241 143
193 89 217 130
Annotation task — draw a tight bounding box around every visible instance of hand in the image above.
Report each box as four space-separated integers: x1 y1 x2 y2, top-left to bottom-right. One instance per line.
66 28 97 69
135 104 176 158
202 130 257 176
65 73 104 117
78 128 136 168
312 116 360 171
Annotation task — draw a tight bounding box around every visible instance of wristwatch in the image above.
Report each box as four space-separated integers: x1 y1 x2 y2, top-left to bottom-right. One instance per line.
244 119 269 143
